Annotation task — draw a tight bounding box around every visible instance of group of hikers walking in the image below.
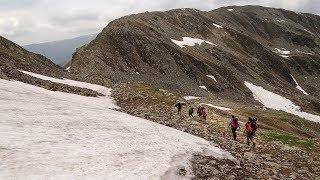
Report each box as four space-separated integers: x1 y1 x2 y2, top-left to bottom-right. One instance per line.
175 102 258 148
175 102 207 120
228 115 257 147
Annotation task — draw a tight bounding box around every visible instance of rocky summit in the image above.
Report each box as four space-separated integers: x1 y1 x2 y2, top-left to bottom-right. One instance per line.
68 5 320 113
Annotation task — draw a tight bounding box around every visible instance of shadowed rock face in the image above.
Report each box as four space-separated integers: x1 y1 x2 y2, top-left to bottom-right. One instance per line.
69 5 320 110
0 36 65 78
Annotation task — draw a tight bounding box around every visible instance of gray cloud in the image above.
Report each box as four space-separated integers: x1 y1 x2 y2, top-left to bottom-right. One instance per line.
0 0 318 45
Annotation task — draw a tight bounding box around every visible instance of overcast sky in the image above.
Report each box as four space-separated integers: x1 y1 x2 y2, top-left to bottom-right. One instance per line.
0 0 319 45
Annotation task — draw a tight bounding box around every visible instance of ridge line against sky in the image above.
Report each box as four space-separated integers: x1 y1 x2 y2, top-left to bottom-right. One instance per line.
0 0 319 45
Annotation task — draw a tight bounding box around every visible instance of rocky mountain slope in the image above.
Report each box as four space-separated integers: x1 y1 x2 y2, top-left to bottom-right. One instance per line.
0 35 101 96
24 34 97 66
68 5 320 115
0 36 64 77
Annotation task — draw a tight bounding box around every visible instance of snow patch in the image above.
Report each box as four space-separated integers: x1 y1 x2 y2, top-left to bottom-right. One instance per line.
20 70 110 95
296 49 313 55
65 66 70 72
171 37 217 48
291 75 309 95
275 48 290 58
304 28 313 34
279 55 289 58
207 75 217 82
203 104 232 111
244 81 320 123
227 9 234 11
199 86 207 90
275 48 290 55
0 73 234 179
184 96 201 100
213 23 223 28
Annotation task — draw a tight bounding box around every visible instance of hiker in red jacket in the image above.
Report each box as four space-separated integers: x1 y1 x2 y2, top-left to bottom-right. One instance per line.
197 105 203 117
202 108 207 120
244 117 256 148
228 115 240 140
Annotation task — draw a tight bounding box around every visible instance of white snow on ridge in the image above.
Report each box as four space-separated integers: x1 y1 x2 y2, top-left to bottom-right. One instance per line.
20 70 110 96
291 75 309 95
279 55 289 58
199 86 207 90
0 73 235 179
171 37 217 48
244 81 320 123
275 48 290 55
213 23 223 28
275 48 290 58
184 96 201 100
203 104 232 111
296 49 313 55
227 9 234 11
207 75 217 82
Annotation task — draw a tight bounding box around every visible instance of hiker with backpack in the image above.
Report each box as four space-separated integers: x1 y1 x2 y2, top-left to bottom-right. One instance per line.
251 117 258 136
202 107 207 120
197 105 203 117
188 106 194 118
197 105 207 120
228 115 240 140
244 117 256 148
175 102 183 115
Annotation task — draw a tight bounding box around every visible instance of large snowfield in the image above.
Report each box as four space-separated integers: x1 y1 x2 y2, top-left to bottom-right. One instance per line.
245 81 320 123
0 71 234 179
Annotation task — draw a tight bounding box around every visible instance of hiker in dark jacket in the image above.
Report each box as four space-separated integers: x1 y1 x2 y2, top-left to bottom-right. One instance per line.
251 117 258 136
188 106 194 118
175 102 183 115
245 117 256 148
228 115 240 140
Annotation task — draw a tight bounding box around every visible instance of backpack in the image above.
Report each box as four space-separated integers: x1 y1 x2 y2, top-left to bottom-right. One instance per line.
231 119 238 129
245 122 253 133
202 110 207 117
251 118 257 130
197 106 202 114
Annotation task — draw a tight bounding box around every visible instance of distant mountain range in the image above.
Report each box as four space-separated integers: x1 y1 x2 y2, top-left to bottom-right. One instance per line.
24 34 97 66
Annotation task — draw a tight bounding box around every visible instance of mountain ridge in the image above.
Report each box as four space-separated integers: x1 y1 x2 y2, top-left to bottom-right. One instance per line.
68 5 320 114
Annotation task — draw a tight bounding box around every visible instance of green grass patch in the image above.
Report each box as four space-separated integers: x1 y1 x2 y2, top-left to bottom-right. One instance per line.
262 131 314 151
127 83 178 104
237 107 320 139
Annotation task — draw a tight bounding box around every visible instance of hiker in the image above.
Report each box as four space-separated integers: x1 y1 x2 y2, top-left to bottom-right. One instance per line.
245 117 256 148
251 117 258 136
202 108 207 120
197 105 207 120
175 102 183 115
228 115 240 140
197 105 203 117
188 106 194 118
